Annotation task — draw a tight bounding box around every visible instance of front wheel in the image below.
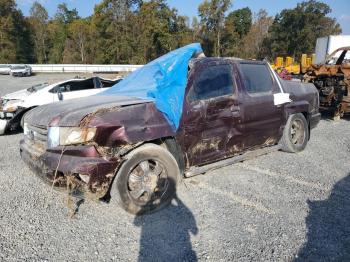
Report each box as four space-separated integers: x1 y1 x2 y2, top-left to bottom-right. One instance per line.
280 113 309 153
110 143 179 215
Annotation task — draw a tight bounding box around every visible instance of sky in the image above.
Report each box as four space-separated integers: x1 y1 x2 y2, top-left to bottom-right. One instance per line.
16 0 350 34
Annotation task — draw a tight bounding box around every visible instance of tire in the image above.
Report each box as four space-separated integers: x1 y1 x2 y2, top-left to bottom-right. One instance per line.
20 113 25 130
280 113 309 153
20 109 33 130
110 143 180 215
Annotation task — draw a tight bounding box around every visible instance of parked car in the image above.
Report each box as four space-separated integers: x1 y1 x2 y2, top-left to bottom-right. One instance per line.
0 65 12 75
0 76 122 135
20 44 320 215
10 65 32 77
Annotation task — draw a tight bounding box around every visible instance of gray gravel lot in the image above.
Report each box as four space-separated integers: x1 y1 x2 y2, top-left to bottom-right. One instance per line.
0 74 349 261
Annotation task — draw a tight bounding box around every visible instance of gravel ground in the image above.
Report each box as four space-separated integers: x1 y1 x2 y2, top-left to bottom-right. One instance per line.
0 74 349 261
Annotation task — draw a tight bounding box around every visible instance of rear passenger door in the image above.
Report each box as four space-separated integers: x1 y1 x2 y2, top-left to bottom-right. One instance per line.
180 62 242 166
237 62 284 149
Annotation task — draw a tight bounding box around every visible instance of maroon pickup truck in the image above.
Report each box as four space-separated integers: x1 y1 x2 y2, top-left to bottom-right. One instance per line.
20 58 320 215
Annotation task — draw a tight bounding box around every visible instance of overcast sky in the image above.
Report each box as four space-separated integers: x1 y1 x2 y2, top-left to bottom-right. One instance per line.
16 0 350 34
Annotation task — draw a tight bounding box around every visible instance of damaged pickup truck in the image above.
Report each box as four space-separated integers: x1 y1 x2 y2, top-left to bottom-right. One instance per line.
304 47 350 119
20 44 321 215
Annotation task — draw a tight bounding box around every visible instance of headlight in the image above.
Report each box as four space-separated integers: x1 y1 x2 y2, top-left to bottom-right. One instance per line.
47 127 97 148
3 99 23 112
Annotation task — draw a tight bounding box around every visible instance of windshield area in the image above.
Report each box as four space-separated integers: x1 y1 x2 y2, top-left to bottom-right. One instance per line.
12 66 26 70
325 49 350 65
27 83 49 92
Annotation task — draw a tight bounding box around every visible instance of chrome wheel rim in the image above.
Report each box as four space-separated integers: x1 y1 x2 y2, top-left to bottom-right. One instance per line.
290 119 305 145
127 159 169 205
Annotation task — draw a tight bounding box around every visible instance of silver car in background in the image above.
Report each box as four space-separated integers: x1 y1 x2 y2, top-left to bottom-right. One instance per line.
10 65 32 77
0 65 12 75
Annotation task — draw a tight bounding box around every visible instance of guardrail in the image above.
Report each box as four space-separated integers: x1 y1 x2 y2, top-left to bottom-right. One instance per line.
27 64 143 73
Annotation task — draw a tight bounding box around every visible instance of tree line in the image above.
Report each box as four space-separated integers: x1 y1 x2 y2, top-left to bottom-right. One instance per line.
0 0 342 64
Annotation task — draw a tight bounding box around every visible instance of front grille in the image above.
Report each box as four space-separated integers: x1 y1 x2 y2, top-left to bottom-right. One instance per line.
27 124 48 142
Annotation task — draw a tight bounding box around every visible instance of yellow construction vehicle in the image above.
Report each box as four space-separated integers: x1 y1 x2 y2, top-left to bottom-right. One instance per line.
271 54 315 76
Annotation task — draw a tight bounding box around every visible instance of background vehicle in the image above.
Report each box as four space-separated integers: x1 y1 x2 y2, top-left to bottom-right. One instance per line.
304 47 350 119
0 76 122 135
0 65 12 75
10 65 32 77
315 35 350 64
20 47 320 215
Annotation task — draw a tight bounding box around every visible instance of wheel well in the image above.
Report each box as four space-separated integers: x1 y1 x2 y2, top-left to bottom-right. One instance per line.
301 111 311 140
301 112 308 122
146 137 185 174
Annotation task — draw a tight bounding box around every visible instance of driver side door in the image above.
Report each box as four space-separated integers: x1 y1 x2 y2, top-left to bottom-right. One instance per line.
179 62 242 166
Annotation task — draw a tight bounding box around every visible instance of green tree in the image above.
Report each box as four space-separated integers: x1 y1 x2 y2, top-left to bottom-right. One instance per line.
226 7 252 39
67 19 90 63
29 1 49 63
240 9 273 59
55 3 79 24
198 0 232 56
266 0 341 58
0 0 33 63
89 0 141 64
48 3 80 63
137 0 186 61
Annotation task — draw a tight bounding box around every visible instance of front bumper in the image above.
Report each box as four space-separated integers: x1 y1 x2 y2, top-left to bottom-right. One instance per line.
0 110 23 134
11 72 26 76
20 139 121 199
310 113 321 129
0 119 8 135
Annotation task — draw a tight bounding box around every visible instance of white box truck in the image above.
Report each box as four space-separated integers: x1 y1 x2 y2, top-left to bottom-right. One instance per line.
315 35 350 64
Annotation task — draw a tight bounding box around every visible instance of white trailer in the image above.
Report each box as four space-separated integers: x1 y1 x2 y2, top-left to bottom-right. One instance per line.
315 35 350 64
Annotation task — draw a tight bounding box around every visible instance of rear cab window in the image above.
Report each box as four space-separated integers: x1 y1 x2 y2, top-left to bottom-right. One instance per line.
239 62 276 95
188 64 235 102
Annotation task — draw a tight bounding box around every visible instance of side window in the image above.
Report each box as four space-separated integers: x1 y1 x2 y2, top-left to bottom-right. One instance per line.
49 83 70 93
240 63 273 94
69 79 95 91
188 64 234 101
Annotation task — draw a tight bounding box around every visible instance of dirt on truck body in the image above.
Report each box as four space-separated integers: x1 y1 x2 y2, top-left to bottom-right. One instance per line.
304 47 350 119
20 44 321 215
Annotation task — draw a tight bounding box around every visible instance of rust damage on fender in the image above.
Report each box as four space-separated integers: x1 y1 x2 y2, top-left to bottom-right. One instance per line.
20 98 175 200
304 47 350 119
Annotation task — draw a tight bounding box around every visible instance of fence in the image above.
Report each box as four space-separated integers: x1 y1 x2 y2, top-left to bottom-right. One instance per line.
27 64 143 73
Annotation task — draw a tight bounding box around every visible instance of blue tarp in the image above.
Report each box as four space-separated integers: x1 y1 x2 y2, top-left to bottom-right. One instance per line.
99 43 203 130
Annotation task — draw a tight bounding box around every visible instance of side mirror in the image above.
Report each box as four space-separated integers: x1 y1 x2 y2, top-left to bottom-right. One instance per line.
58 91 63 101
57 86 64 101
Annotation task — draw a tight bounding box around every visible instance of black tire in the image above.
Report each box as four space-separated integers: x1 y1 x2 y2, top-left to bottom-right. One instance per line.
280 113 309 153
110 143 179 215
20 114 25 130
20 109 33 130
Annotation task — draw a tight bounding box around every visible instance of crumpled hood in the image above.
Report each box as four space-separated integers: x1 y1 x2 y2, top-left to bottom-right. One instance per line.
2 88 30 100
25 96 153 127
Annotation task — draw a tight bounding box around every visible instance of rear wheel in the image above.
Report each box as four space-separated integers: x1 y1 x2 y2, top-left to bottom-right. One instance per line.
280 113 309 153
110 143 179 215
